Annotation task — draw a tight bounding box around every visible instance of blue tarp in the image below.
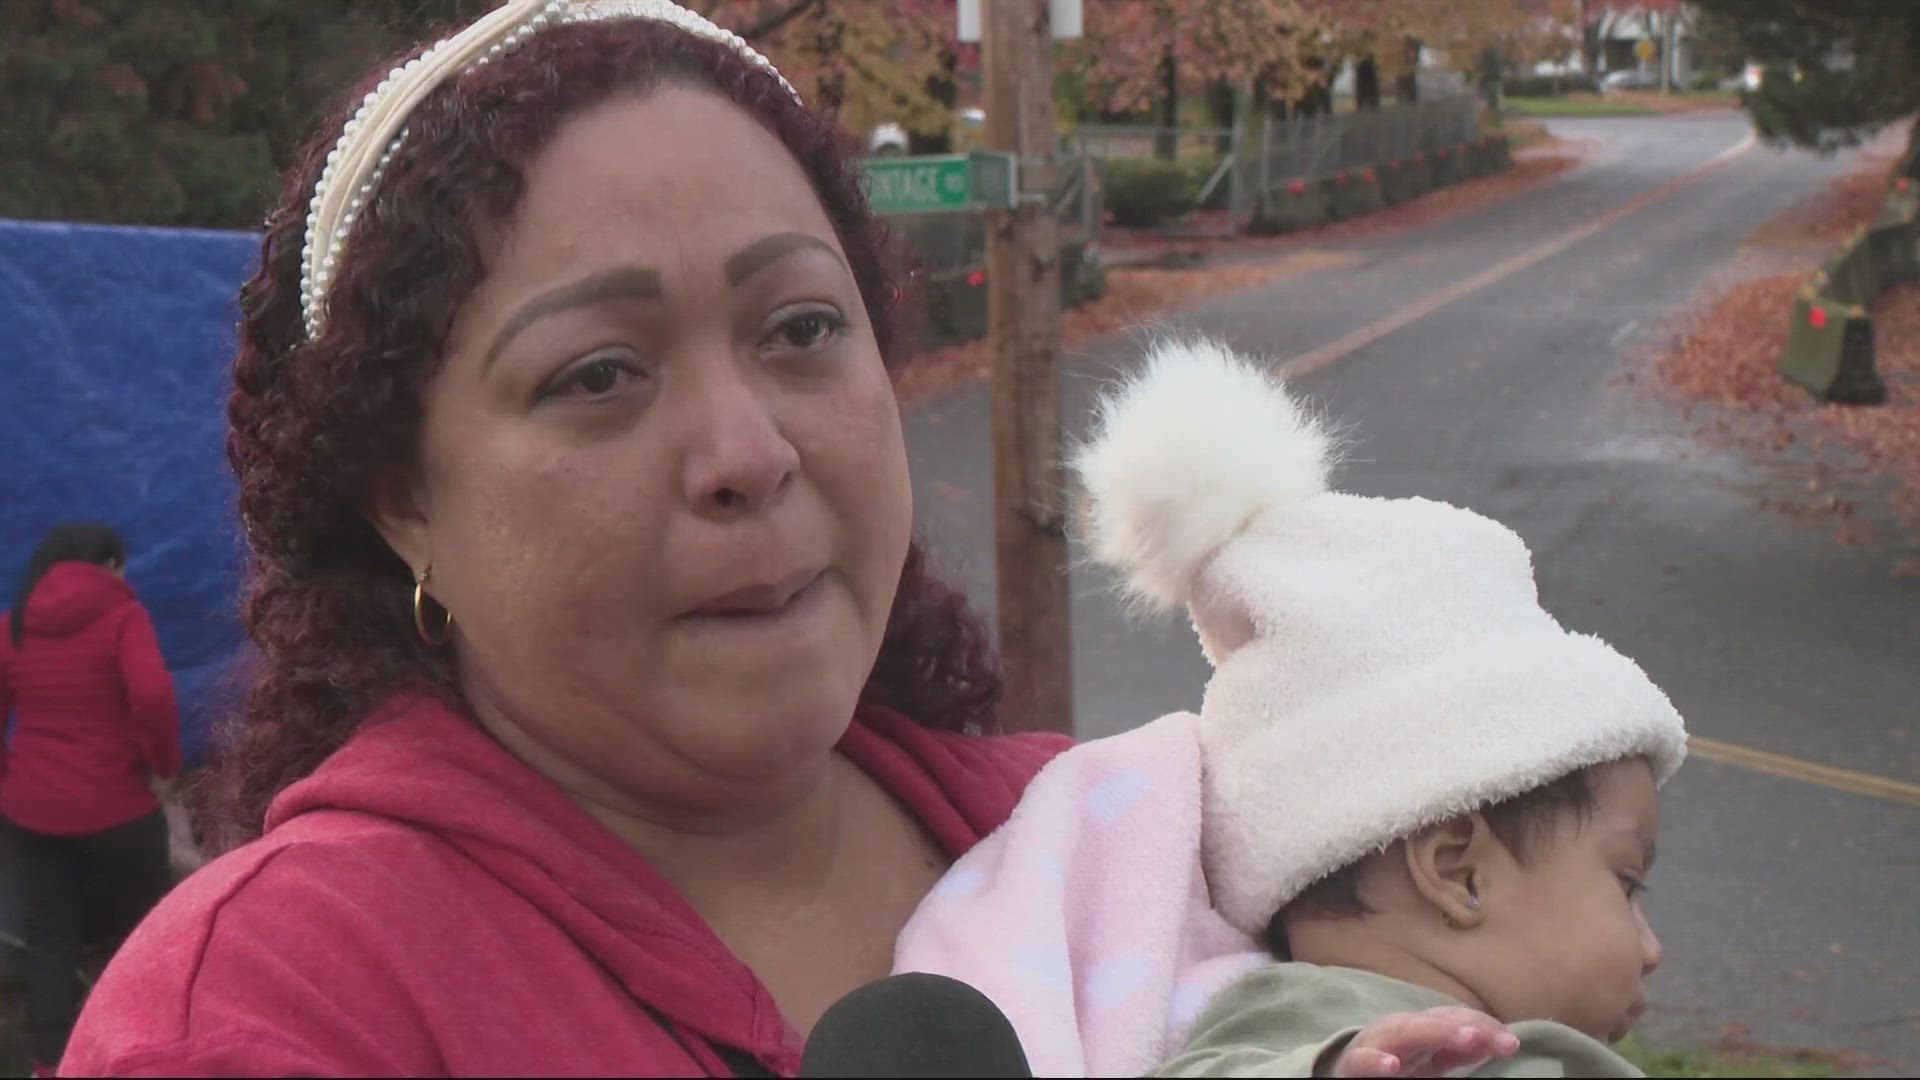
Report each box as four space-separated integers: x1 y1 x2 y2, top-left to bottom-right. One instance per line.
1 218 261 768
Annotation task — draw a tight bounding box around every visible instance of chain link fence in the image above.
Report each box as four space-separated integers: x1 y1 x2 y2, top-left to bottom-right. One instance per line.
1068 96 1481 237
1068 125 1243 237
885 155 1105 352
887 154 1101 275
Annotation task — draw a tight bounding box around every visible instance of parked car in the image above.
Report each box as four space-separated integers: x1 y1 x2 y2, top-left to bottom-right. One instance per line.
869 122 909 156
869 109 985 156
1600 69 1661 92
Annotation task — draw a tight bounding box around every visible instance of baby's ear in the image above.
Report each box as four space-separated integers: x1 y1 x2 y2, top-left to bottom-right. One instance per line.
1403 814 1497 930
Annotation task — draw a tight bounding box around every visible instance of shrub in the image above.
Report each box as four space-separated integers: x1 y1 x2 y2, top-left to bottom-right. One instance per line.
1502 73 1599 97
1187 156 1231 211
1102 157 1199 227
1384 156 1433 202
1326 168 1384 219
1253 179 1329 235
912 240 1108 349
892 213 986 274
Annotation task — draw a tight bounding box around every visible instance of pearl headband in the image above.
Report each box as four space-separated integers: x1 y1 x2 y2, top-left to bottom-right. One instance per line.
299 0 801 340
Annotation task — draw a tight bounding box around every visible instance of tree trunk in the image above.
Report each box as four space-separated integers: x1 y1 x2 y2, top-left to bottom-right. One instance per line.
736 0 823 42
1395 37 1421 104
906 130 952 154
1155 43 1179 160
1356 55 1381 110
1252 69 1273 119
811 11 845 114
1479 44 1504 112
1295 78 1332 118
1660 12 1676 93
1582 13 1604 78
1207 79 1236 154
909 47 959 154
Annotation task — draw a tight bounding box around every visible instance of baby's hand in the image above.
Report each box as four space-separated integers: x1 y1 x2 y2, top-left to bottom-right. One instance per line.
1330 1006 1520 1077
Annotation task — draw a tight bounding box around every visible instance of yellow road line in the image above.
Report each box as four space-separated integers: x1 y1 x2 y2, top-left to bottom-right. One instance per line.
1278 134 1757 380
1254 135 1920 811
1688 735 1920 808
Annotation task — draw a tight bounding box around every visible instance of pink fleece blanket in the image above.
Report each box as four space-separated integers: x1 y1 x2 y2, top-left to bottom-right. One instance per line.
893 712 1274 1077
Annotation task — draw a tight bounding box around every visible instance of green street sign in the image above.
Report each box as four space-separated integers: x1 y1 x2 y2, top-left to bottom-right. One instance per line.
864 151 1018 215
967 150 1016 209
865 155 969 214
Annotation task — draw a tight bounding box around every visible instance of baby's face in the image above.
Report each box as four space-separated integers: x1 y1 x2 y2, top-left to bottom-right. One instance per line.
1472 758 1663 1043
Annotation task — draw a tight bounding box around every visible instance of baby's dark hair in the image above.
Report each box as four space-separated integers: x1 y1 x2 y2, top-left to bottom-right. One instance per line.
1264 765 1600 960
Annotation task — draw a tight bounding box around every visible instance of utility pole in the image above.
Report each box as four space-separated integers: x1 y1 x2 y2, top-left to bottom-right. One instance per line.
1651 11 1666 92
981 0 1072 735
1662 11 1678 94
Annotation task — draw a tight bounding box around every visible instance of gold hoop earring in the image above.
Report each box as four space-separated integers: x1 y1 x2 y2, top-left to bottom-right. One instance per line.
413 565 451 647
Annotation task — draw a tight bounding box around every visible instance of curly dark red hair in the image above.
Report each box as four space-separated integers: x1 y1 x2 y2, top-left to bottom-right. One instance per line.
203 17 1000 851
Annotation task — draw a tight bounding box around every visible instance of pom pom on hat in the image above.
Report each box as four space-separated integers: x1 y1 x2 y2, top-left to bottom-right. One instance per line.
1072 338 1688 938
1074 337 1333 615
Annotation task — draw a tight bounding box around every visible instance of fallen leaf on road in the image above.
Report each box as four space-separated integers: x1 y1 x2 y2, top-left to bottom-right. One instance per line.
892 144 1594 406
1643 156 1920 566
1750 154 1905 247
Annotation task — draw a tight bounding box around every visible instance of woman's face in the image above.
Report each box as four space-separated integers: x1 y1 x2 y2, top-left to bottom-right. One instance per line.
376 87 912 809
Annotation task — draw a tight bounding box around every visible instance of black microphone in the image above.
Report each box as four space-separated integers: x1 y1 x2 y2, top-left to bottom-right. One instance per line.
799 971 1033 1078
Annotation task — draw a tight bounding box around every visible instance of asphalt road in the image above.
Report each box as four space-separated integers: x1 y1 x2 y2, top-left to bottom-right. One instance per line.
904 114 1919 1071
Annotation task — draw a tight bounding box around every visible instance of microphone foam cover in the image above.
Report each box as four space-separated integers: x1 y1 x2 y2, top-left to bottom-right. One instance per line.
799 972 1032 1078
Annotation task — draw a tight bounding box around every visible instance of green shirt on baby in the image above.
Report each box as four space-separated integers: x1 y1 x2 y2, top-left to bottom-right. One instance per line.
1156 963 1643 1078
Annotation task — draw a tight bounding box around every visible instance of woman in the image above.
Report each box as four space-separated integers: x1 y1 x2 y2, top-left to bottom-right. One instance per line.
0 523 179 1073
63 2 1071 1076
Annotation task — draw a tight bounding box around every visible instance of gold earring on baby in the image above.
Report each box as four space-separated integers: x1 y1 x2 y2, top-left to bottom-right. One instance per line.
413 565 452 646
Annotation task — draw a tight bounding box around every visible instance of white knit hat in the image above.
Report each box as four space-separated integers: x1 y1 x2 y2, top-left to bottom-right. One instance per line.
1073 338 1688 938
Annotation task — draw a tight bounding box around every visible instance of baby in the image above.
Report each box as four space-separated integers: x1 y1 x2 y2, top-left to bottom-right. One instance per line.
893 338 1686 1078
1157 757 1661 1077
1088 340 1685 1077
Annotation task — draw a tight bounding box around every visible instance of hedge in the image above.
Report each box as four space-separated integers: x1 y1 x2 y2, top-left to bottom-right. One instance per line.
1102 158 1201 227
1501 74 1599 97
914 238 1106 351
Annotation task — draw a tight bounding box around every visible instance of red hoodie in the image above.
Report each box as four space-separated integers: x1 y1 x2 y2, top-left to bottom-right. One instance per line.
62 693 1071 1077
0 560 180 836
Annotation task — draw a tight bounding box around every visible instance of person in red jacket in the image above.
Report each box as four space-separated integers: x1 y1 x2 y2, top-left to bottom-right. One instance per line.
0 522 180 1072
61 4 1075 1077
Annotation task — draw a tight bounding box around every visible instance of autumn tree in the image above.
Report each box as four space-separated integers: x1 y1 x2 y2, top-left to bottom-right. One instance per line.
1300 0 1385 110
0 0 963 228
1693 0 1920 150
0 0 493 228
701 0 966 151
1574 0 1622 75
1250 0 1576 117
1062 0 1593 139
1370 0 1585 106
1066 0 1317 150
